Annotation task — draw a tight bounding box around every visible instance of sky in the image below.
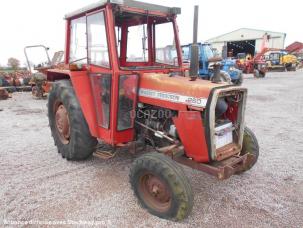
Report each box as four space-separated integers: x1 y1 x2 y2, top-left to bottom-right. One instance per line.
0 0 302 66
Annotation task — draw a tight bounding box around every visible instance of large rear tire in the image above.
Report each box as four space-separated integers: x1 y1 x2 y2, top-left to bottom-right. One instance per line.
48 80 97 160
130 152 193 221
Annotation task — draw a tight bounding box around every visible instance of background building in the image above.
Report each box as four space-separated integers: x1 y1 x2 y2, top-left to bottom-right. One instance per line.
207 28 286 57
286 42 303 54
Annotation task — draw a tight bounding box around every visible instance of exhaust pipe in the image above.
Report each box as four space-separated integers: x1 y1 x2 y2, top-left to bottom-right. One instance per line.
189 5 199 81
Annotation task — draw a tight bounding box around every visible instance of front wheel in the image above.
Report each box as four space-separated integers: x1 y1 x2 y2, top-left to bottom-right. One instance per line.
237 127 259 174
130 153 193 221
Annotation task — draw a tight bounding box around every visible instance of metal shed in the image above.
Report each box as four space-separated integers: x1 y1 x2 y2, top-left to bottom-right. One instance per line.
206 28 286 57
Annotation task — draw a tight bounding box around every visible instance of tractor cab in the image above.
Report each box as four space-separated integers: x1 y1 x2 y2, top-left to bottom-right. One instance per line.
50 0 183 144
66 2 182 71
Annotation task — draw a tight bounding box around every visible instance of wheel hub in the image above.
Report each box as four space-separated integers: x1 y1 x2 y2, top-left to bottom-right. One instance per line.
139 173 171 212
55 104 70 144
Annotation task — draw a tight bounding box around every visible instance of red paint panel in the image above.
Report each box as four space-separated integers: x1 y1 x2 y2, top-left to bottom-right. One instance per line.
69 71 99 138
64 20 71 64
173 111 209 162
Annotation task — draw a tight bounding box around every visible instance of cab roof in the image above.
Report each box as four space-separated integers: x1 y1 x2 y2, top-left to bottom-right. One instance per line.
65 0 181 19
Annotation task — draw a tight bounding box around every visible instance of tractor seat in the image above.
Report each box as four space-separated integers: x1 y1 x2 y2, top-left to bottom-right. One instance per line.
208 57 223 63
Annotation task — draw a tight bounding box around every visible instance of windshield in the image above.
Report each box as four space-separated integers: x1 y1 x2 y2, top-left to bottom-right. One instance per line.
126 24 148 62
155 23 178 66
114 11 180 69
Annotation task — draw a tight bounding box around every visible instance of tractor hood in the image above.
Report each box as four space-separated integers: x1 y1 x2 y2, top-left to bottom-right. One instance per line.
138 73 227 110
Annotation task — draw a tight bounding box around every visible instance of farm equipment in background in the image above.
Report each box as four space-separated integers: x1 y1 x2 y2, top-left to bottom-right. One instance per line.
285 41 303 69
45 1 259 221
156 45 178 66
182 43 243 85
221 58 243 84
0 70 32 95
261 49 298 72
24 45 64 98
297 55 303 69
235 52 267 78
0 88 9 100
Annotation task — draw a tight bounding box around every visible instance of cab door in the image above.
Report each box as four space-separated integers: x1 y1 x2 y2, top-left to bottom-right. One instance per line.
87 9 138 145
86 10 113 143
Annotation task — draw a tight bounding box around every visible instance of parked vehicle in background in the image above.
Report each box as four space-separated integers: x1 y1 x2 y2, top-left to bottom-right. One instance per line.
263 50 297 71
285 41 303 69
24 45 64 98
182 43 243 84
236 53 267 78
221 58 243 84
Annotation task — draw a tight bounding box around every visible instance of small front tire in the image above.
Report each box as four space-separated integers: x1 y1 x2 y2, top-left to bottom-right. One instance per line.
237 127 259 174
130 152 193 221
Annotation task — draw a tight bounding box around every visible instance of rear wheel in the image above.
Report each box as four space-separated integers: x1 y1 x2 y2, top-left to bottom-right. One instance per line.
48 80 97 160
237 127 259 173
130 152 193 221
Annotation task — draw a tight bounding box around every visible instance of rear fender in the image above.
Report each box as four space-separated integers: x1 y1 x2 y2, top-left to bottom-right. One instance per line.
47 70 99 138
68 71 99 138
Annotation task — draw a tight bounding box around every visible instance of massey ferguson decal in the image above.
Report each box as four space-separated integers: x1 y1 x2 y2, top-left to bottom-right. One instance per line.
139 88 207 107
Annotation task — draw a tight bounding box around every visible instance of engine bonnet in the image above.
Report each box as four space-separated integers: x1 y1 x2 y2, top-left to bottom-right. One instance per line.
138 73 227 109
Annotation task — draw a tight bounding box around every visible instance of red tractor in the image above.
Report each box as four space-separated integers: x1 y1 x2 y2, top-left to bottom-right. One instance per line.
236 53 267 78
46 0 259 221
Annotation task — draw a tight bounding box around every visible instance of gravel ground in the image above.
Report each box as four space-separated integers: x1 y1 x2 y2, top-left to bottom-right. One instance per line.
0 71 303 227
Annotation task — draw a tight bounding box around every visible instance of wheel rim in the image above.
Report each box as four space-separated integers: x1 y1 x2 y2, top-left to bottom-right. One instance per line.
55 104 70 144
139 172 172 213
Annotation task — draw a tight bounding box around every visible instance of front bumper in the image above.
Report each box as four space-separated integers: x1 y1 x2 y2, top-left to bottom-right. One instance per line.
174 153 256 180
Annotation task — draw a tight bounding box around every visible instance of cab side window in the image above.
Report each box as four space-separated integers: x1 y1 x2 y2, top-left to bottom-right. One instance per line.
87 11 110 68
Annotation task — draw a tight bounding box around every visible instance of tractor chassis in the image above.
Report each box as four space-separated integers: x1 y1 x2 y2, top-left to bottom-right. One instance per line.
161 145 256 180
108 142 256 180
173 153 255 180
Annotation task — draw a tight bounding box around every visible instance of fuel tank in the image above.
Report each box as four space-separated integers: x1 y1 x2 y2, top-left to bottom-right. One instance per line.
138 73 226 110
